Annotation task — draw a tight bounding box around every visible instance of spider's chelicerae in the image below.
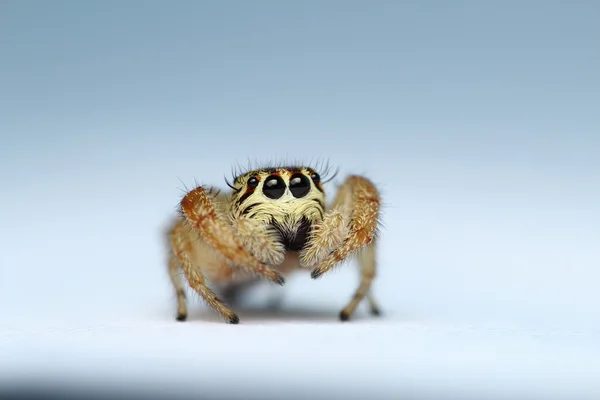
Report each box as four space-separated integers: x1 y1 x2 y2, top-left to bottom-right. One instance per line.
165 164 382 324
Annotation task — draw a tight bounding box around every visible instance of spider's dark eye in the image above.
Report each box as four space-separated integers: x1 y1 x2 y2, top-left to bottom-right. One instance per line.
289 173 311 198
310 172 321 184
262 175 286 199
247 176 259 189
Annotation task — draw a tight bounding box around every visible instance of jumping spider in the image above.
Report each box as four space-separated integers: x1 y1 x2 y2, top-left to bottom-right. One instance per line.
165 164 382 324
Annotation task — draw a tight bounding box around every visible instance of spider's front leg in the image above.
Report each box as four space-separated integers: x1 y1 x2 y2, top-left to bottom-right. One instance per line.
180 186 286 285
171 186 286 323
303 175 382 321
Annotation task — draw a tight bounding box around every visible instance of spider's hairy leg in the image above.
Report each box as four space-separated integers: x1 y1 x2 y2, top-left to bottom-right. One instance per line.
367 293 381 316
167 253 188 321
339 241 382 321
234 217 286 266
180 186 285 285
309 175 381 320
169 222 240 323
310 175 380 279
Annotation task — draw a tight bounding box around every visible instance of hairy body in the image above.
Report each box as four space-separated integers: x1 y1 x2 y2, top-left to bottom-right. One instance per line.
166 165 382 324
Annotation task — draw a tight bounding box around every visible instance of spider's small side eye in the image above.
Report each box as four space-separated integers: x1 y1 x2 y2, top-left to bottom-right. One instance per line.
289 173 311 198
310 172 321 184
263 175 286 199
247 177 259 189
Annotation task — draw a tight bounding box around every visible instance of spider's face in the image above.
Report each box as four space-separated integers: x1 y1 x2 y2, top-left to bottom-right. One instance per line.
229 166 326 251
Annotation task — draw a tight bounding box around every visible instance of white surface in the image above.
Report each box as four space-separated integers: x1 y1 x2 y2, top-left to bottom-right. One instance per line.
1 162 600 399
2 317 600 400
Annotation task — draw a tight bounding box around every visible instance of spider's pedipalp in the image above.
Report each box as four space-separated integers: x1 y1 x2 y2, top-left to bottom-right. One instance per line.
299 209 348 268
234 216 286 266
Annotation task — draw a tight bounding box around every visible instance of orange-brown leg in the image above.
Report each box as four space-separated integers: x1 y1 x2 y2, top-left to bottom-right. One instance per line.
339 241 382 321
179 186 285 285
169 221 240 323
309 175 382 321
167 253 188 321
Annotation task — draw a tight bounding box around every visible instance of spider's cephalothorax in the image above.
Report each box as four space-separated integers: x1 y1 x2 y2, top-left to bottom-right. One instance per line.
228 166 325 252
166 164 382 324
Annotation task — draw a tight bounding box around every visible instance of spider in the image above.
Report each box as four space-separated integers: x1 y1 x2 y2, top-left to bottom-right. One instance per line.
165 163 382 324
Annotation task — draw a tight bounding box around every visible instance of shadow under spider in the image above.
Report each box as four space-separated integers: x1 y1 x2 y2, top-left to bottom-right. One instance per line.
183 280 355 323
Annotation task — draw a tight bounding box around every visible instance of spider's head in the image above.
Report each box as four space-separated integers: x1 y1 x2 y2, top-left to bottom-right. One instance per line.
228 166 329 252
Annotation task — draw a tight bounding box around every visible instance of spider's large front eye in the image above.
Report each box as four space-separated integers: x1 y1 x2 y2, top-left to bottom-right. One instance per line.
263 175 286 199
289 173 311 198
247 176 259 189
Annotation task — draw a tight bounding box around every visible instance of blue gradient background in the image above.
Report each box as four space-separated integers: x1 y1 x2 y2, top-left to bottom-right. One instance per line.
1 1 600 399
